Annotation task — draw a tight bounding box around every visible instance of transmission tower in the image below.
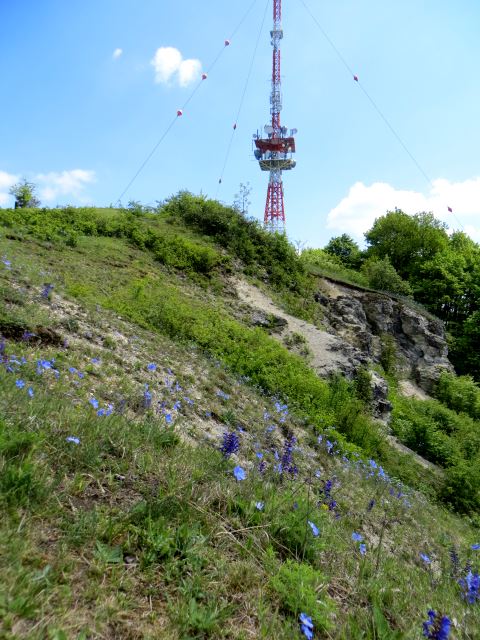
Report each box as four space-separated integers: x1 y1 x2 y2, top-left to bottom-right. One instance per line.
253 0 296 233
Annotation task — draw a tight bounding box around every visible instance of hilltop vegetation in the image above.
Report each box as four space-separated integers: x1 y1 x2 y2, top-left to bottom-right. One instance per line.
1 195 480 639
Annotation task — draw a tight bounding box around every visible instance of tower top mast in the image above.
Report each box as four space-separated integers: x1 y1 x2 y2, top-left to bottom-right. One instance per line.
253 0 296 233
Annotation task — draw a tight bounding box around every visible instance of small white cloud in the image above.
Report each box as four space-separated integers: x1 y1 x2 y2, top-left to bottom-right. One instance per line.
0 170 19 206
151 46 202 87
36 169 96 203
326 178 480 243
112 48 123 60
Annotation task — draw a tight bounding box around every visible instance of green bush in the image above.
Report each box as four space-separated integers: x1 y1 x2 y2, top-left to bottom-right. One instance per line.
440 459 480 514
361 256 412 296
435 371 480 420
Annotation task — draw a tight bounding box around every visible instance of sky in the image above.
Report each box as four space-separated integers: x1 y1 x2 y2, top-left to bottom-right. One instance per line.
1 0 480 248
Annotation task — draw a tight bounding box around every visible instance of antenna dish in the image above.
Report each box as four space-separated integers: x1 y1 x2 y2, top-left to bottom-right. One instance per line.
264 125 274 134
290 128 298 135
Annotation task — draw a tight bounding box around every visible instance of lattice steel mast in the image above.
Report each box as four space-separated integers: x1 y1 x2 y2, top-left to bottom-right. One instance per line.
253 0 296 233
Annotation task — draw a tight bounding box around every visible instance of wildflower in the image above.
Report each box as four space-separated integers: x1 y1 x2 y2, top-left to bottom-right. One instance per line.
2 258 12 269
97 409 105 416
359 544 367 556
314 469 321 478
105 404 114 416
165 414 173 425
367 499 375 512
66 436 80 445
173 400 181 411
41 283 54 298
91 358 100 364
299 613 314 640
220 431 240 458
255 501 264 511
258 460 266 474
205 410 212 417
143 385 152 409
233 466 246 481
420 554 431 565
326 440 334 454
281 433 297 476
216 389 230 400
89 397 99 409
308 521 320 537
352 532 363 542
69 367 77 374
471 544 480 550
449 547 460 577
27 387 34 398
147 363 157 371
15 379 25 389
459 570 480 604
422 610 451 639
22 331 36 341
256 452 264 459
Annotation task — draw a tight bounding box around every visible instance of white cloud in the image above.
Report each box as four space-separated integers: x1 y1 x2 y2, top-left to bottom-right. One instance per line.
326 178 480 243
112 48 123 60
151 46 202 87
36 169 96 203
0 170 19 206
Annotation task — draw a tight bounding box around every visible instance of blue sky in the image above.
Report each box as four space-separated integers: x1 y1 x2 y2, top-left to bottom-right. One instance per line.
1 0 480 247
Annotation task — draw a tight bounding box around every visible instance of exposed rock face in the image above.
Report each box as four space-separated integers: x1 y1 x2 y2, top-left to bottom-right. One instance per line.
316 278 453 393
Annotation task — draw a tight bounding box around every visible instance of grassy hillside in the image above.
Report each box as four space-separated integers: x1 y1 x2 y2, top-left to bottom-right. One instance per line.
1 197 479 639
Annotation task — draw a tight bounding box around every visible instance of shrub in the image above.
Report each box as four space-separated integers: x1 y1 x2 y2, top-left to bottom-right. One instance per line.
435 371 480 420
361 256 412 296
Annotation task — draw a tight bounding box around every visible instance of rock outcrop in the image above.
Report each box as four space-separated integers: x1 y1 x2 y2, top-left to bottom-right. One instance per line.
316 278 453 393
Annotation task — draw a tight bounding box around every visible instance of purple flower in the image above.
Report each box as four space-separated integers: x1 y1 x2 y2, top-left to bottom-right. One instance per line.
308 521 319 537
89 397 99 409
165 413 173 424
420 554 431 565
91 358 100 364
66 436 80 445
459 570 480 604
233 466 246 481
255 501 264 511
359 544 367 556
147 363 156 371
27 387 34 398
41 283 54 298
220 431 240 458
15 379 25 389
471 544 480 550
352 532 363 542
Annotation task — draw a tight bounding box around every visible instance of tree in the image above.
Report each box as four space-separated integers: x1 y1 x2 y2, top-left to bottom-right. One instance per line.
324 233 362 268
233 182 251 216
8 178 40 208
361 256 412 296
364 210 448 279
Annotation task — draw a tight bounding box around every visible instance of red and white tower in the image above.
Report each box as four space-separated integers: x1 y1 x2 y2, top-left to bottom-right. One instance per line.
253 0 296 233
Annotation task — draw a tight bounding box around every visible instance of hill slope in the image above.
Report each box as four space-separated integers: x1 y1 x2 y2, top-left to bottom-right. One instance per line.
1 197 479 639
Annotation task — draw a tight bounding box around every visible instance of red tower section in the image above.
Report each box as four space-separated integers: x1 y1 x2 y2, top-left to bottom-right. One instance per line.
253 0 296 233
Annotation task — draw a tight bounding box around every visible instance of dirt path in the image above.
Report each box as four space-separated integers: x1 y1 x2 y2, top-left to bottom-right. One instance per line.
234 278 356 376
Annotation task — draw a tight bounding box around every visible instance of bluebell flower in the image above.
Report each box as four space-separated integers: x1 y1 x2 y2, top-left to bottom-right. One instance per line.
352 532 363 542
41 284 54 298
173 400 181 411
105 404 114 416
91 358 100 364
69 367 77 374
359 544 367 556
367 499 375 512
89 397 99 409
281 433 297 476
77 371 84 379
471 544 480 550
255 501 264 511
314 469 321 478
423 610 451 639
15 379 25 389
97 409 105 416
2 258 12 269
420 554 431 565
147 363 157 371
165 414 173 424
143 385 152 409
308 521 319 537
256 452 264 459
66 436 80 445
299 613 314 640
220 431 240 458
449 547 460 577
233 466 246 481
216 389 230 400
27 387 34 398
205 411 212 417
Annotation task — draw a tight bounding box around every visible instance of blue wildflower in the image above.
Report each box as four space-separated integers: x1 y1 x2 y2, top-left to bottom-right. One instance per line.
69 367 77 374
143 385 152 409
15 379 25 389
66 436 80 445
173 400 181 411
2 258 12 269
41 283 54 298
216 389 230 400
308 521 319 537
256 452 264 459
459 570 480 604
91 358 100 364
367 499 375 512
89 397 99 409
352 532 363 542
299 613 314 640
422 610 451 639
420 554 431 565
359 544 367 556
165 414 173 425
220 431 240 458
147 363 157 371
255 501 264 511
471 544 480 550
97 409 105 416
27 387 34 398
281 433 297 476
314 469 321 478
233 466 246 481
